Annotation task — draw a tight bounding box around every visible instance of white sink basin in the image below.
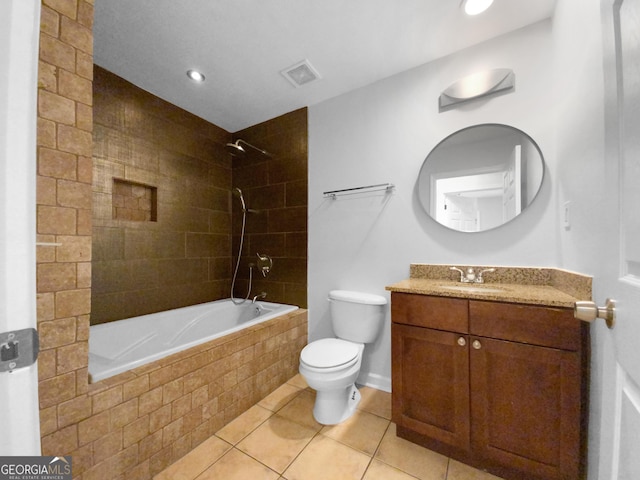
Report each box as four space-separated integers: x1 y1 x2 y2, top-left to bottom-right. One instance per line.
439 285 506 294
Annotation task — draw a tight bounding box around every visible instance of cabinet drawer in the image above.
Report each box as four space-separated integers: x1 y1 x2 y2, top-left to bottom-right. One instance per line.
392 292 468 333
469 300 580 351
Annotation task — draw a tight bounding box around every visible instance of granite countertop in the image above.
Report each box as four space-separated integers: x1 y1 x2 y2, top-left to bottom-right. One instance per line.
386 264 592 308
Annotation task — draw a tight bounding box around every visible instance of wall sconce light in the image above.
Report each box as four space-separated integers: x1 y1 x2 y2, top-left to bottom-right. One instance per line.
439 68 515 111
462 0 494 15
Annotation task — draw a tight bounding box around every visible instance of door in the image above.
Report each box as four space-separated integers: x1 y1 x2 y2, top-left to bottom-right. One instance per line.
0 0 41 455
596 0 640 477
443 194 479 232
501 145 522 223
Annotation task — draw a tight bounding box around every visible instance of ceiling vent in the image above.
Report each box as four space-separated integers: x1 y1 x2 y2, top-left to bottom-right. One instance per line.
281 59 321 88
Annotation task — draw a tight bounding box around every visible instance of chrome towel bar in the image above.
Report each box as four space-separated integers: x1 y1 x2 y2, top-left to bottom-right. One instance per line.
323 183 395 199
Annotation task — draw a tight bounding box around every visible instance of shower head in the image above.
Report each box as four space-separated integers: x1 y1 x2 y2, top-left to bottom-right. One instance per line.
225 139 271 158
225 141 246 157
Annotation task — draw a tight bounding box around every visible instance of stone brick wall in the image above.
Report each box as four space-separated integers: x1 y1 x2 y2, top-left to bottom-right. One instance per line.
36 0 95 474
82 310 306 479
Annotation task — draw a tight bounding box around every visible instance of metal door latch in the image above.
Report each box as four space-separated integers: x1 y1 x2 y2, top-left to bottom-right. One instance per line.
1 328 39 372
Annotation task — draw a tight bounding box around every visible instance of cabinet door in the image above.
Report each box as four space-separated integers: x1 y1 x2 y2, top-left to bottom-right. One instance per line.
392 323 470 451
470 336 582 480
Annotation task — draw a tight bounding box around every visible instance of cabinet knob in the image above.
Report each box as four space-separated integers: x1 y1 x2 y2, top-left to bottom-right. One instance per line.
472 340 482 350
457 337 467 347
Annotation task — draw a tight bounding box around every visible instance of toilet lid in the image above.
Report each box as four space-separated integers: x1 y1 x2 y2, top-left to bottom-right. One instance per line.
300 338 359 369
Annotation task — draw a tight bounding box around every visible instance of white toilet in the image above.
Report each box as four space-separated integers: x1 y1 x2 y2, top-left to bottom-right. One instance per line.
299 290 387 425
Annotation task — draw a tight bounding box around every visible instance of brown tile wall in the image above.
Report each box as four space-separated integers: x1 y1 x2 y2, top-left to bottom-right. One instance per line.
36 2 309 478
92 66 233 324
232 109 308 308
111 179 157 222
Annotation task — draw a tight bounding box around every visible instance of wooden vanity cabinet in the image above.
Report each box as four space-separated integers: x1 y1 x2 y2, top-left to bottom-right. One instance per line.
391 292 589 480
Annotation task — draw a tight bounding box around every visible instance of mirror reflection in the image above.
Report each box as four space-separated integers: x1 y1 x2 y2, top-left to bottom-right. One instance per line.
418 124 544 232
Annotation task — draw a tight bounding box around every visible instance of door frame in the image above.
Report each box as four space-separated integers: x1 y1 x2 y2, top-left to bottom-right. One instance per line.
0 0 41 455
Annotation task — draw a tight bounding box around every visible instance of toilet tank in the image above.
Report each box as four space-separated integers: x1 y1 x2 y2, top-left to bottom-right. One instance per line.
328 290 387 343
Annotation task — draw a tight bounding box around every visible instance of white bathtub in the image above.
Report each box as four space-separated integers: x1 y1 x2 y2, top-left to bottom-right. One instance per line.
88 299 299 383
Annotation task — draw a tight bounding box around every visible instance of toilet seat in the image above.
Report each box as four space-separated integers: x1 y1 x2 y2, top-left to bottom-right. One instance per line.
300 338 360 371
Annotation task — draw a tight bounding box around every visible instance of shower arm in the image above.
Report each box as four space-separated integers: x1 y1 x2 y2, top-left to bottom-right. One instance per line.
236 139 270 157
226 139 271 158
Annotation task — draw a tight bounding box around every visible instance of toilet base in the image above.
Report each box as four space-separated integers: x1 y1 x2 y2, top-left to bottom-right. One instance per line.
313 383 361 425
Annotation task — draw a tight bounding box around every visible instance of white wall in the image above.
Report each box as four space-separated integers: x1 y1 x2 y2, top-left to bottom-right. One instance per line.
551 0 608 478
308 1 611 475
308 20 560 391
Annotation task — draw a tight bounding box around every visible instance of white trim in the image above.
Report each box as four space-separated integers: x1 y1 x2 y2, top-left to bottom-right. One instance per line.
0 0 41 455
358 372 391 393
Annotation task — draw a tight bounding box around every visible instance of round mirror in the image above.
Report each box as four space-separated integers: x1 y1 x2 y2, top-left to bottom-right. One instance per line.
418 124 544 232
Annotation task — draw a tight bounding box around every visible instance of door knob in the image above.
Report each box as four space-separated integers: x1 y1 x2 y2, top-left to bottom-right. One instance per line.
574 299 616 329
472 340 482 350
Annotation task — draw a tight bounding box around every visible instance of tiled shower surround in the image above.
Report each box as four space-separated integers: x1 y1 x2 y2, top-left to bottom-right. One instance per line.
92 65 308 324
231 110 308 309
91 65 234 324
35 1 309 478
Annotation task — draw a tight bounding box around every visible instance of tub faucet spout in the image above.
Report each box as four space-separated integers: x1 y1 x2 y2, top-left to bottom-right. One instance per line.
252 292 267 303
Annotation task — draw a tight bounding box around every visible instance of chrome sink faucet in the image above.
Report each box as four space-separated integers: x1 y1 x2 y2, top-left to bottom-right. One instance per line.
450 267 495 284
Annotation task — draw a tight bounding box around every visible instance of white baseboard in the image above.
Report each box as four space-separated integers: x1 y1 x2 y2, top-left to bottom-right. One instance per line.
357 372 391 393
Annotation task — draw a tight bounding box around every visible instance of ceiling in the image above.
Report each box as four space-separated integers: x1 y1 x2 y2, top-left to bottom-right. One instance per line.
93 0 557 132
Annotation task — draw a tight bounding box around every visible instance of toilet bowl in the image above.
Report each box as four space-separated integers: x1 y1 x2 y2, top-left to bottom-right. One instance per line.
300 338 364 424
299 290 386 425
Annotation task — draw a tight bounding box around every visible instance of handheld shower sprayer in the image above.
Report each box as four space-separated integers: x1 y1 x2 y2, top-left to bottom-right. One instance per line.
230 188 271 304
232 188 260 214
233 187 247 213
230 187 250 304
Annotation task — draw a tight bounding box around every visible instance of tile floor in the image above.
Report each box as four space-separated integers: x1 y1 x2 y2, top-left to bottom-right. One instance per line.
155 375 504 480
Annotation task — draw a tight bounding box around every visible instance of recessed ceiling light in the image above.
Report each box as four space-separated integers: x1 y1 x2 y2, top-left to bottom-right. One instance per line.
186 69 205 82
463 0 494 15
